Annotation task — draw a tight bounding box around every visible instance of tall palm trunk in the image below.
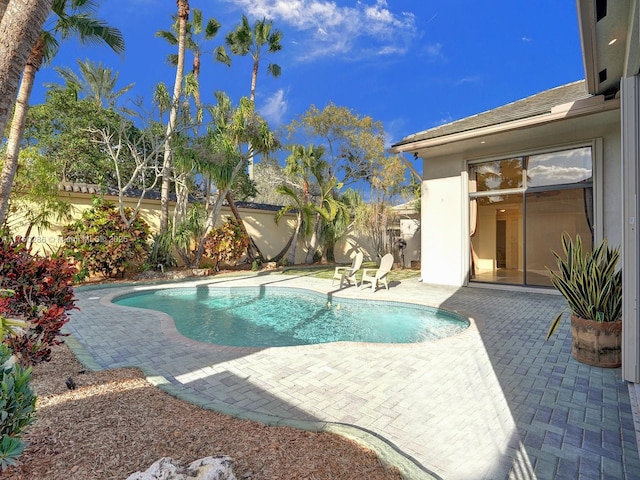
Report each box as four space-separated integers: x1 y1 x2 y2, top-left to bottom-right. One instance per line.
0 0 51 150
287 212 303 265
160 0 188 233
0 36 45 224
247 63 259 181
224 61 261 258
305 213 321 264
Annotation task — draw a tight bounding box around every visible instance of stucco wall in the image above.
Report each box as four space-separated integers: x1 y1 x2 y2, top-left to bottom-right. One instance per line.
417 107 622 287
601 127 622 248
421 173 465 285
9 191 388 266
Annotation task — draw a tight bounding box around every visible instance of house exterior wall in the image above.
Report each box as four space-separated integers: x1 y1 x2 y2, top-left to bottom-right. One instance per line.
622 74 640 383
418 108 621 287
421 172 465 285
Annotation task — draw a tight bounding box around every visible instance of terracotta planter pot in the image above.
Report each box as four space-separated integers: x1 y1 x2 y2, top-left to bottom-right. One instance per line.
570 315 622 368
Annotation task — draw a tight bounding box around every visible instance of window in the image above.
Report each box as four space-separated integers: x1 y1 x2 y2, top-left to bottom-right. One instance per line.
469 147 593 287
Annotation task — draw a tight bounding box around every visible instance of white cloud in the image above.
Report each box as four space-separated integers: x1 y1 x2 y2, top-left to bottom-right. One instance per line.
454 76 482 86
259 88 288 126
222 0 418 61
424 42 445 61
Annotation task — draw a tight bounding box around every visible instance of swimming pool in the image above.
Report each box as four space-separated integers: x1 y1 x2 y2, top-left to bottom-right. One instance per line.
114 286 469 347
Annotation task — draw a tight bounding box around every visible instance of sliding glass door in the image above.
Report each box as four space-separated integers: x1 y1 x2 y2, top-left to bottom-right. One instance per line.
469 147 593 287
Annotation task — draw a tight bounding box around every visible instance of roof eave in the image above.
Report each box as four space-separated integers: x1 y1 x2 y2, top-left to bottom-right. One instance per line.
388 95 619 154
576 0 599 94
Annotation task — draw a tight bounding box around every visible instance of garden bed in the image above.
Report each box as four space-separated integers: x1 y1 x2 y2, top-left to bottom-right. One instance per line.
4 343 402 480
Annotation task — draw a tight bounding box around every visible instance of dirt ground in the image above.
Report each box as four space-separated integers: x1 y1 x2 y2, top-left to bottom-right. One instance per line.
1 342 403 480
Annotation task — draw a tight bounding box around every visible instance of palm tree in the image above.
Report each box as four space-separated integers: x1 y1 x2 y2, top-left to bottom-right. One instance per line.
275 144 345 265
0 0 125 225
274 184 315 266
159 0 189 233
45 58 134 108
0 0 53 137
155 8 231 238
223 14 283 180
192 92 278 267
156 8 228 113
225 14 283 103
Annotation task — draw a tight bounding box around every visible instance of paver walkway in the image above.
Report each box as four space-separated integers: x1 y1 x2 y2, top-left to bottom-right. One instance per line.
64 273 640 479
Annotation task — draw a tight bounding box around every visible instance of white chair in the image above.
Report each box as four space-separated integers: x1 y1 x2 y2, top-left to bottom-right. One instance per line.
360 253 394 292
332 251 364 288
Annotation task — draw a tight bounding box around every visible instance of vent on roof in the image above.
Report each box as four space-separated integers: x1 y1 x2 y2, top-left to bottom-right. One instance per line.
599 68 607 83
596 0 607 21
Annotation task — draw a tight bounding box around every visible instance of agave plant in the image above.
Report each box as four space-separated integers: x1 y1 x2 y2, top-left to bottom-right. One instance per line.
546 233 622 340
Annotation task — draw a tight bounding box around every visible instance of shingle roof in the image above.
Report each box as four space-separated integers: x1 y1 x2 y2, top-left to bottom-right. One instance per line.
392 80 591 148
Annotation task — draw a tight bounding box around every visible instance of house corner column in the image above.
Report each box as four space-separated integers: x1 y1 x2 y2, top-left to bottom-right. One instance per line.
621 75 640 383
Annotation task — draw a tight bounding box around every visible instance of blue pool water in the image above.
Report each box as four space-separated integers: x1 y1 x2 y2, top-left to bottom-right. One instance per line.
114 286 469 347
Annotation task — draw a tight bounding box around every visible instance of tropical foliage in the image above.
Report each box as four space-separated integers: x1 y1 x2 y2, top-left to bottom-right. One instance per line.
2 146 72 241
546 233 622 340
0 0 125 224
0 344 36 472
203 219 249 268
0 237 77 365
222 14 283 103
1 4 414 278
45 58 134 108
23 88 127 185
62 198 151 279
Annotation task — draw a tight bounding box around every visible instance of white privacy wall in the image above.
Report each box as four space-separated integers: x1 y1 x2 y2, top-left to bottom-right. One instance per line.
421 175 466 286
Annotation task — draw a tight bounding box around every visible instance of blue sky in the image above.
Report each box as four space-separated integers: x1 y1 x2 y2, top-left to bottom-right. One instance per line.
31 0 585 168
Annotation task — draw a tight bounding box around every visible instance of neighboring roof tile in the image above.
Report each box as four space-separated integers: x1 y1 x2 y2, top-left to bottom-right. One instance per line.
392 80 591 147
58 182 285 211
58 182 104 195
234 201 284 212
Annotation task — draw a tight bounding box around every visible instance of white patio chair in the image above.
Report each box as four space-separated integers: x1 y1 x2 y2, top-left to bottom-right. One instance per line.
360 253 394 292
332 251 364 288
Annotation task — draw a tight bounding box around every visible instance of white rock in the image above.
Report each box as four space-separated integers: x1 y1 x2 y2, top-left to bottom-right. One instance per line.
125 456 236 480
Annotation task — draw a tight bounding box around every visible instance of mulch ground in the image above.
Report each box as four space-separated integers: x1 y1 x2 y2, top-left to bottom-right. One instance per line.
1 341 402 479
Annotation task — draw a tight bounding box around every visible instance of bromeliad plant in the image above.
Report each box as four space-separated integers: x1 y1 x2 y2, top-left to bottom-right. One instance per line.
546 233 622 340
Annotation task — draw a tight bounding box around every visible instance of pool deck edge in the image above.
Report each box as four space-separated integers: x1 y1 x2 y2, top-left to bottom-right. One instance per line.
63 330 439 480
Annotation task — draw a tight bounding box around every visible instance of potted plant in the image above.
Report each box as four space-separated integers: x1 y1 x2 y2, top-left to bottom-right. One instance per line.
546 233 622 368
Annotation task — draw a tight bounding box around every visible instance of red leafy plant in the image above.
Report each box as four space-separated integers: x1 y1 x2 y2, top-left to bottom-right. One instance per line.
62 198 151 279
203 220 249 270
0 237 77 365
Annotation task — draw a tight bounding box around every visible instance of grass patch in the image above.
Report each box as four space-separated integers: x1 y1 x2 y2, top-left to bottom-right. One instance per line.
282 263 420 282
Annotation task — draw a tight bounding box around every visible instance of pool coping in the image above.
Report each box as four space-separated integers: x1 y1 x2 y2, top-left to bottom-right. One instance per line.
100 280 483 352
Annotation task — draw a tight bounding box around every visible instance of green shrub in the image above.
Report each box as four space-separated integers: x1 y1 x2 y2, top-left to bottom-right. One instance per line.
251 259 262 271
0 238 77 365
0 344 36 471
203 220 249 269
148 231 177 271
62 198 151 278
277 257 290 267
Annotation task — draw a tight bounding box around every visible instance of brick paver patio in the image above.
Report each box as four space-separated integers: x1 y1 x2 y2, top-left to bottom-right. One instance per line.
64 273 640 479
